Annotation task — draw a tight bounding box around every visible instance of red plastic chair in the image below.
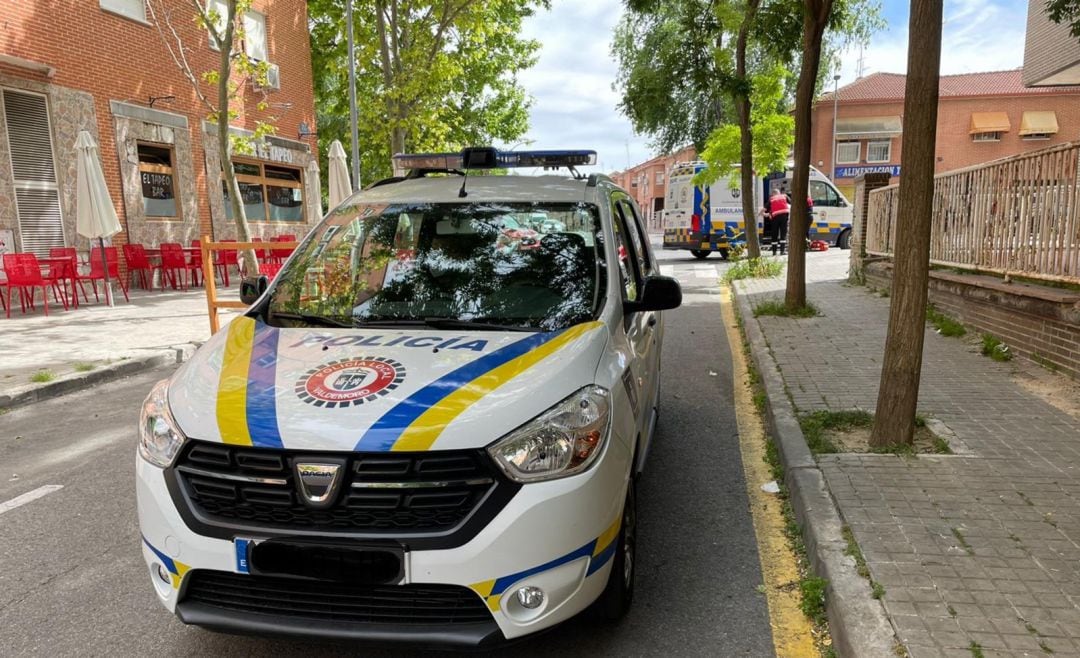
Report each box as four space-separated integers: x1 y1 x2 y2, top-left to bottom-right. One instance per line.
159 243 188 290
122 244 159 290
271 234 296 264
3 253 68 317
81 246 129 303
48 247 86 306
215 239 240 287
188 240 205 287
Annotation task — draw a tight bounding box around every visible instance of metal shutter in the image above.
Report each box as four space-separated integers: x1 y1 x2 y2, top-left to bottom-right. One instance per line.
3 89 64 256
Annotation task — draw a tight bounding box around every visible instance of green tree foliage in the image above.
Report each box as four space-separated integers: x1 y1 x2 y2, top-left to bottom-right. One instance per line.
612 0 732 153
308 0 547 185
1045 0 1080 38
695 66 794 188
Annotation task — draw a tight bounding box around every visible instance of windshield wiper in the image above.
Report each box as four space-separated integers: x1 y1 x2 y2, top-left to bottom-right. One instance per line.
268 311 352 328
352 317 537 332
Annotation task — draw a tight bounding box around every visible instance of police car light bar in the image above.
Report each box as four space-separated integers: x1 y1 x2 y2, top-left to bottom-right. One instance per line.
392 149 597 172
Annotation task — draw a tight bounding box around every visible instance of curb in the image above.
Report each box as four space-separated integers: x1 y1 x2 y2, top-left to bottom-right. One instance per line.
0 343 199 411
733 282 897 658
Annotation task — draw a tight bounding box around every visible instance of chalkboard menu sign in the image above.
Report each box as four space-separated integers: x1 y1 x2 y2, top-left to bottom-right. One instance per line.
141 171 174 200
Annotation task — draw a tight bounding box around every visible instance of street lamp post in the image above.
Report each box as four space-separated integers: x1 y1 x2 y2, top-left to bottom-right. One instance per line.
831 74 841 181
346 0 360 191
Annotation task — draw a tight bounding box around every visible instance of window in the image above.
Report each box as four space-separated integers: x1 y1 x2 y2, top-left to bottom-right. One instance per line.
100 0 146 22
655 171 664 185
972 132 1001 142
809 181 841 208
138 143 178 218
836 141 860 164
1023 133 1051 141
618 199 652 276
223 160 303 222
207 0 227 48
611 201 641 302
244 10 268 61
866 140 891 163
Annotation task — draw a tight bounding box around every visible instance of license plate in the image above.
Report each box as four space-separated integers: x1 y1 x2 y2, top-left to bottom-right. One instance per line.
237 538 405 585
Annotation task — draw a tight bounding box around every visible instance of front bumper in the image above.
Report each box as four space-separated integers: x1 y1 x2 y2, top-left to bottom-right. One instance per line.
136 433 631 646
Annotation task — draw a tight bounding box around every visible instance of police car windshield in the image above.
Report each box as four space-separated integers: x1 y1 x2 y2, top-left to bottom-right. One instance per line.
266 201 605 332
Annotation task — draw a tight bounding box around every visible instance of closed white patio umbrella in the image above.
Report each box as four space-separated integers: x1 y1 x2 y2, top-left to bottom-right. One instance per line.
328 139 352 209
75 130 122 307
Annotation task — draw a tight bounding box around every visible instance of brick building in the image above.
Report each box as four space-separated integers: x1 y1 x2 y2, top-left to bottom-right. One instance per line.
0 0 319 258
1024 0 1080 86
812 69 1080 199
609 145 696 229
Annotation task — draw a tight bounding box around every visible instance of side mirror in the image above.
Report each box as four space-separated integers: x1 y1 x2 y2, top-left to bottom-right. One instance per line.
625 275 682 314
240 275 269 305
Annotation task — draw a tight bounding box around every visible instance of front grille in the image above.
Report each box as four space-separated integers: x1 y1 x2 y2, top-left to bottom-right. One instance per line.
171 441 507 537
182 570 493 625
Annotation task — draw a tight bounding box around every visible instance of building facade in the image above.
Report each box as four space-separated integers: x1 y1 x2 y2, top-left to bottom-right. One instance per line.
0 0 319 258
609 145 696 230
811 70 1080 199
1024 0 1080 86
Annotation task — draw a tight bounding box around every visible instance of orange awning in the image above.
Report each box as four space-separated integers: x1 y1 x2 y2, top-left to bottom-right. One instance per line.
969 112 1010 134
1019 111 1059 136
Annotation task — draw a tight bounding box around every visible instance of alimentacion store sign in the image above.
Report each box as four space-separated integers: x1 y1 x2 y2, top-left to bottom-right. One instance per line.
835 165 901 178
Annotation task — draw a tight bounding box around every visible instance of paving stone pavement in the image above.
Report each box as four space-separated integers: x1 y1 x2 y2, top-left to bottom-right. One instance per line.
739 251 1080 658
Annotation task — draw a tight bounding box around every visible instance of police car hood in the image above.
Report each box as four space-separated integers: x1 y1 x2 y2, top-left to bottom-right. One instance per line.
168 316 608 452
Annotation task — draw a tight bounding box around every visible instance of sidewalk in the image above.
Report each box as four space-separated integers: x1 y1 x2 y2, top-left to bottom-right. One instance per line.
0 286 239 402
736 252 1080 657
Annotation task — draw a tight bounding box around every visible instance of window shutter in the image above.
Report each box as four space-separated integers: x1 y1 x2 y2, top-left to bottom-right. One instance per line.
3 89 65 256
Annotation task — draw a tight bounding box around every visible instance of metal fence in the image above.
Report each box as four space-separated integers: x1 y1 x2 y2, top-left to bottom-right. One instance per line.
865 141 1080 284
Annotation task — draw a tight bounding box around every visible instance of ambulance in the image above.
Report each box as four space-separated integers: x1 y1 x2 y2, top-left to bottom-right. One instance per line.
661 161 854 259
136 148 681 647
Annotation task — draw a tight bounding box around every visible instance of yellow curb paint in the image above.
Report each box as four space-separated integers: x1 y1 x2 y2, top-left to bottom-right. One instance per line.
719 285 818 658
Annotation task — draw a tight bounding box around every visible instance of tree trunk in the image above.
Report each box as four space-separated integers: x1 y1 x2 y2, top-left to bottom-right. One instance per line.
869 0 943 448
218 0 258 276
735 0 761 259
785 0 832 309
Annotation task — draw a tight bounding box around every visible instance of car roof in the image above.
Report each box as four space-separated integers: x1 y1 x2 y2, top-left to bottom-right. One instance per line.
352 174 599 205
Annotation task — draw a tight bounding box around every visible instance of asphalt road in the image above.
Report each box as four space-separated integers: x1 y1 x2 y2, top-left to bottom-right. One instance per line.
0 246 774 657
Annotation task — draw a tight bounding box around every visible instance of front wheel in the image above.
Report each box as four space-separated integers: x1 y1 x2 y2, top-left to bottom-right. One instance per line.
838 229 852 250
594 479 637 621
690 249 711 260
718 248 729 261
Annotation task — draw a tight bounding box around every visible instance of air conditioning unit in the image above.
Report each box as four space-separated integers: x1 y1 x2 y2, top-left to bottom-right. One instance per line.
255 63 280 92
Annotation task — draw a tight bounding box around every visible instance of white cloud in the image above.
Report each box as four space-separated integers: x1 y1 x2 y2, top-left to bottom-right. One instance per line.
835 0 1027 83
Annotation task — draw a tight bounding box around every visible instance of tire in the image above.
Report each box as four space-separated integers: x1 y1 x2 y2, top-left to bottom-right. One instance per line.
838 229 852 250
718 248 729 261
594 479 637 621
690 249 711 260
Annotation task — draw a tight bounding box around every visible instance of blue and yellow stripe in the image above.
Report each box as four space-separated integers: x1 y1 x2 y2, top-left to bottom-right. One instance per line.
215 317 284 448
143 536 190 589
355 321 603 452
469 514 622 612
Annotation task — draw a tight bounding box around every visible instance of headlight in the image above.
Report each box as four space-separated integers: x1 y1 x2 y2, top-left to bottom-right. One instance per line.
139 379 186 468
487 386 610 483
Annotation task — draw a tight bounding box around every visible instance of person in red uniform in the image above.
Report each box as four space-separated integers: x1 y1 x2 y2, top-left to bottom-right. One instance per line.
766 187 790 255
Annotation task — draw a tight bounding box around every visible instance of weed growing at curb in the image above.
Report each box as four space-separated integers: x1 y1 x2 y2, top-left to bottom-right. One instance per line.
843 526 887 600
1032 353 1059 373
926 305 966 337
970 641 985 658
871 582 886 599
30 370 55 383
951 527 975 556
73 362 96 372
980 334 1013 362
1041 640 1054 654
754 299 820 318
800 577 829 626
799 410 873 455
723 257 784 283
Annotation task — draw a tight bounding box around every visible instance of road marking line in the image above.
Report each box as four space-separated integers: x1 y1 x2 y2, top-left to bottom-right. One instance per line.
719 286 818 657
0 485 64 516
660 265 675 277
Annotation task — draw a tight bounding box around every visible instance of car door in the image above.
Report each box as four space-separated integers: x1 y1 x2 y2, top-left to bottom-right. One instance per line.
610 192 655 444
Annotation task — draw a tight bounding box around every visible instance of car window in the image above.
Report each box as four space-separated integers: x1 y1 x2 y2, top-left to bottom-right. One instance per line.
618 199 652 275
610 199 642 303
810 181 839 207
266 201 604 331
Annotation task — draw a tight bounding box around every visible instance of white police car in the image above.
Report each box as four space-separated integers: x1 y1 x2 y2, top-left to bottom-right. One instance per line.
136 148 681 647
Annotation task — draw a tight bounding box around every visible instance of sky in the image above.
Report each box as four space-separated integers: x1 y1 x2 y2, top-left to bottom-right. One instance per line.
508 0 1031 174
